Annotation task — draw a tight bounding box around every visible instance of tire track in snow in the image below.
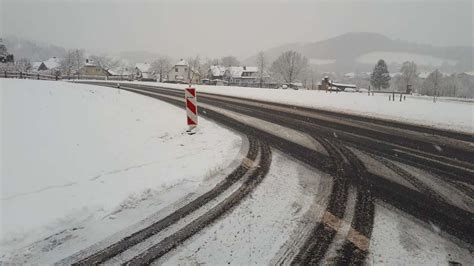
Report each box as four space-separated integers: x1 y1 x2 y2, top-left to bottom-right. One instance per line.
368 153 445 202
124 141 272 265
68 136 260 265
290 137 350 265
332 144 374 265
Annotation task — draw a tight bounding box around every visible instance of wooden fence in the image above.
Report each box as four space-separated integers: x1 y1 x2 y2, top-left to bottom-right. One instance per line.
1 71 133 82
2 71 58 80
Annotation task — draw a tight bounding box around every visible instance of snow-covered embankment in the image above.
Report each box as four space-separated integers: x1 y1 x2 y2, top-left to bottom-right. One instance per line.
127 81 473 134
0 79 240 261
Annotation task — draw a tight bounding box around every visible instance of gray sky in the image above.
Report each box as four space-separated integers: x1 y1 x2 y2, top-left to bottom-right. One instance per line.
1 0 473 59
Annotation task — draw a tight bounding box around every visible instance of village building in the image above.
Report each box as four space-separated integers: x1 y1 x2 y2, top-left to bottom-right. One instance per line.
32 57 61 73
134 63 156 81
223 66 270 86
77 59 108 77
108 67 134 80
208 65 226 80
167 59 200 84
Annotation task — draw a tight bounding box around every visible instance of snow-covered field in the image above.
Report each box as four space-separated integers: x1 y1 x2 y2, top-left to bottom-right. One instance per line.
0 79 241 261
105 81 473 133
356 51 457 66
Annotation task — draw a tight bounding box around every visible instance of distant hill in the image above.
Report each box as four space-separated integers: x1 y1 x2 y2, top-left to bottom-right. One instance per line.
3 35 67 62
244 32 473 73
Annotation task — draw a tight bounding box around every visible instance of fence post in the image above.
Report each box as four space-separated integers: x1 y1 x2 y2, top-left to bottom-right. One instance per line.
399 93 402 102
4 71 6 78
37 73 40 80
20 72 23 79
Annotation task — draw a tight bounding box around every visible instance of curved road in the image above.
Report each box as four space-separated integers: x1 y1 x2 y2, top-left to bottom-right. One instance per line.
72 81 473 265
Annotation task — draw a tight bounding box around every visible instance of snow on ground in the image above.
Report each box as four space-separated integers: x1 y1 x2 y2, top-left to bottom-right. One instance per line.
159 151 317 265
103 81 473 134
0 79 240 261
369 203 472 265
356 51 457 66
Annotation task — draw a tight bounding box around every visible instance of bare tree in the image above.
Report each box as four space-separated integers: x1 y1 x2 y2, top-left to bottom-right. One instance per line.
59 51 74 76
200 58 222 80
221 56 240 67
421 69 442 101
270 50 308 84
60 49 84 77
73 49 85 78
255 51 267 88
307 65 319 90
90 54 120 72
187 55 201 85
15 58 32 72
150 56 172 82
400 61 418 92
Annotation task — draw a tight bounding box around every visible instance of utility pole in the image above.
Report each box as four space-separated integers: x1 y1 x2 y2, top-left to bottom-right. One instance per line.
433 70 438 103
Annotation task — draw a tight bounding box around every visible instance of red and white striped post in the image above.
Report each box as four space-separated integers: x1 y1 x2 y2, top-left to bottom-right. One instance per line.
185 87 198 133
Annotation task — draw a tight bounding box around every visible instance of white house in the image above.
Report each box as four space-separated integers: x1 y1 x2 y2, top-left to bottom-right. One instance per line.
167 59 200 84
32 57 61 74
134 63 155 81
108 67 133 80
224 66 269 85
208 65 226 80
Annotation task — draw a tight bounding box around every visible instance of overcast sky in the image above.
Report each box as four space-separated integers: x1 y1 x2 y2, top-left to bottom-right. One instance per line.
1 0 472 59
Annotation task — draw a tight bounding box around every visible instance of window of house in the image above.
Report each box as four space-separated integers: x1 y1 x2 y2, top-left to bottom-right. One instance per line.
175 68 178 72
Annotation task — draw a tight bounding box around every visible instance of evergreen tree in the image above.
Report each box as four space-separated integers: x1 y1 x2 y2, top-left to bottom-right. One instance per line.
370 59 391 90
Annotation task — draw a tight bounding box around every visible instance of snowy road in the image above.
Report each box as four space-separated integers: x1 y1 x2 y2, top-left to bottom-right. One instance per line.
76 81 472 265
2 79 473 265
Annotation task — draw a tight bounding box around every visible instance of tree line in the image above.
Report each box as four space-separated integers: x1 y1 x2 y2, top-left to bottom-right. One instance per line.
2 46 472 98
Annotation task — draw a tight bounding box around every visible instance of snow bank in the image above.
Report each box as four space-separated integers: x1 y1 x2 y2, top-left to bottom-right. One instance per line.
356 51 457 66
369 203 472 265
111 81 473 134
1 79 240 249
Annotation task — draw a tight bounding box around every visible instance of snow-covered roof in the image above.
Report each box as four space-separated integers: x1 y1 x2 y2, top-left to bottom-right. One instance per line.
242 66 258 73
389 72 401 78
419 71 431 79
108 68 132 76
84 59 98 67
226 66 259 78
464 71 474 76
210 65 226 76
344 72 355 78
175 59 188 66
135 63 151 73
32 62 43 70
332 82 357 88
43 57 60 69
